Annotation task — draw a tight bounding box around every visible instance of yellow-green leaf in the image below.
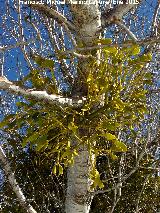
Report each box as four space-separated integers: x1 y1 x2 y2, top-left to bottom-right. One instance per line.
52 165 57 174
0 114 15 129
109 152 118 160
33 55 54 69
73 149 78 156
58 164 63 175
111 140 127 152
94 38 112 45
68 122 78 133
102 133 117 140
132 45 141 55
104 47 118 54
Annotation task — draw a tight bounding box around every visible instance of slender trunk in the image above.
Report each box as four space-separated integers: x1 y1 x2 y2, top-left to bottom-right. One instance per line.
65 142 93 213
65 2 101 212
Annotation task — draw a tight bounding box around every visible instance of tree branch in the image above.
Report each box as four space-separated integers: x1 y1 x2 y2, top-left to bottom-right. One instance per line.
0 77 86 108
0 39 36 52
94 130 151 196
102 0 141 28
62 37 160 55
0 145 37 213
115 20 137 42
16 1 34 70
151 2 160 36
135 175 150 213
30 4 75 31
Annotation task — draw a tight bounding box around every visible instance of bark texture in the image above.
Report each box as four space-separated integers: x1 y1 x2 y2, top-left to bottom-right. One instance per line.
65 1 101 212
0 76 86 108
65 143 93 213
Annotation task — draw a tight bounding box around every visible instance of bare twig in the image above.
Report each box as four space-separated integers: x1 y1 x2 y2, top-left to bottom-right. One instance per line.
16 0 34 69
0 52 4 76
102 0 141 28
25 19 42 48
0 39 36 52
0 145 37 213
110 197 120 213
135 175 150 213
30 4 75 31
61 51 95 59
62 37 160 54
61 22 77 48
94 129 151 196
115 20 138 42
151 2 160 36
44 18 74 84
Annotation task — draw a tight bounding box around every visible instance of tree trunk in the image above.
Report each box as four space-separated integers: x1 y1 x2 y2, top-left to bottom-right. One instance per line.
65 2 101 212
65 142 93 213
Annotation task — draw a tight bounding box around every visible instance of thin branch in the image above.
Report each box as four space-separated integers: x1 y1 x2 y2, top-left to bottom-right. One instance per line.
142 3 160 54
107 156 121 213
44 18 73 84
130 166 160 171
135 175 150 213
30 4 75 31
62 37 160 54
94 129 151 196
16 0 34 69
151 2 160 36
115 20 138 42
0 145 37 213
61 22 77 48
62 51 95 59
25 19 43 49
110 197 120 213
102 0 141 28
0 52 4 76
147 89 160 94
0 76 86 108
0 39 36 52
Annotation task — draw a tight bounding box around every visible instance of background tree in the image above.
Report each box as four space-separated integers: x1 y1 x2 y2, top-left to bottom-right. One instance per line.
0 0 160 213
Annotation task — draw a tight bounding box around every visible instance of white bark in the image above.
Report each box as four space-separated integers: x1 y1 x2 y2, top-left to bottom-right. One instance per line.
0 146 37 213
65 144 93 213
0 77 86 108
65 1 101 212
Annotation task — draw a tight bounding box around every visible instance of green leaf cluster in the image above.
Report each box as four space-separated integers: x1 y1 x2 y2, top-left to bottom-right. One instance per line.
1 43 153 189
23 55 58 94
